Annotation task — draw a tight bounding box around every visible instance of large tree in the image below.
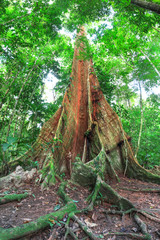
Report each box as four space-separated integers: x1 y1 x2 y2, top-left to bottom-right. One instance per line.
8 27 159 186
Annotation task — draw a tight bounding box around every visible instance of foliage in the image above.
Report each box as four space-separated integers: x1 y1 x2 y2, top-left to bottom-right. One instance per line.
117 94 160 168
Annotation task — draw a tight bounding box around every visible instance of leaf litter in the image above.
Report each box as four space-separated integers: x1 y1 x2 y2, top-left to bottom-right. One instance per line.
0 175 160 239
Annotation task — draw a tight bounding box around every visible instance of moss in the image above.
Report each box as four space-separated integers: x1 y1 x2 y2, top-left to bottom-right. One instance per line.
0 192 29 205
71 162 96 187
87 149 106 178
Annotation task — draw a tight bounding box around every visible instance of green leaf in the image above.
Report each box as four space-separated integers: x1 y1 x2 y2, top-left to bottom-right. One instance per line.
7 136 17 145
2 143 11 151
54 220 61 226
98 234 104 238
54 204 61 211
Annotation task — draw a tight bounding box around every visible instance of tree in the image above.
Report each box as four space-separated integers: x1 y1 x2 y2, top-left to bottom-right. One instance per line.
5 28 159 183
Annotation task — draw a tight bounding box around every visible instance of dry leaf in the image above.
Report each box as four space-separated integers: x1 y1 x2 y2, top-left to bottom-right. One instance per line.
49 219 55 224
39 196 44 200
92 212 98 221
23 218 32 223
84 219 97 228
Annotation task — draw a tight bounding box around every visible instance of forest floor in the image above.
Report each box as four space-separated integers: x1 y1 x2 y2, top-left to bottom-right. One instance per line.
0 174 160 240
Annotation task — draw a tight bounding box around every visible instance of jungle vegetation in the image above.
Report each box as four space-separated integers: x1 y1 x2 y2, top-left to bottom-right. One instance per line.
0 0 160 172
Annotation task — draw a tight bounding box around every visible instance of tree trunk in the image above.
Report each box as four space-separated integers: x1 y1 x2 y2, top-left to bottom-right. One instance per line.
5 27 160 184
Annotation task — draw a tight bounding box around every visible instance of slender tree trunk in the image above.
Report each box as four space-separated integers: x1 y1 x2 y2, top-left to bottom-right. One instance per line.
140 49 160 78
135 81 143 158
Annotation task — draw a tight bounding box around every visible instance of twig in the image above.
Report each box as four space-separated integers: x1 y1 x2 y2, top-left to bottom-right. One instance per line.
152 26 160 33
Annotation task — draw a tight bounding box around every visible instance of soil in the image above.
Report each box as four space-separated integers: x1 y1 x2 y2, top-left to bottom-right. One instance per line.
0 174 160 240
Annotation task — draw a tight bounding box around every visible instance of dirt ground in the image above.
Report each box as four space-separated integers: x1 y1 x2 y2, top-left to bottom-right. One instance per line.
0 175 160 240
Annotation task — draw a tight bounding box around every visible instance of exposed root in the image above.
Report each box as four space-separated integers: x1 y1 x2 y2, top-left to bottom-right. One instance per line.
103 208 136 216
0 164 159 240
100 177 134 210
58 181 76 204
0 177 158 240
103 232 151 239
139 210 160 223
71 158 160 239
103 207 160 224
119 187 160 193
0 192 29 205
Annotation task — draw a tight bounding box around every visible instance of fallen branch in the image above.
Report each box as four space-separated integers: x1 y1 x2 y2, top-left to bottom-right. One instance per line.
71 214 99 240
133 214 148 235
0 192 29 205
